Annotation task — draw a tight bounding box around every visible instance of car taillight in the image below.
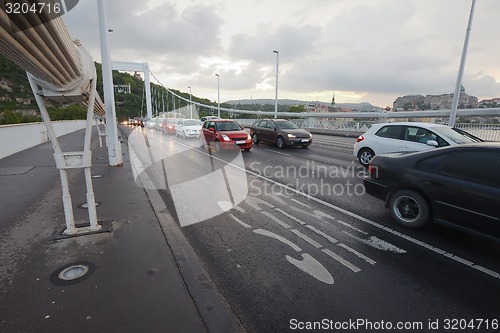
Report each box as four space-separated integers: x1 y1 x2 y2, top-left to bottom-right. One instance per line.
356 135 364 143
367 163 378 178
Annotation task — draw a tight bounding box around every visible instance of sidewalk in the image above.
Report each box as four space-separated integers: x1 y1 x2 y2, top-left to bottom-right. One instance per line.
0 127 240 332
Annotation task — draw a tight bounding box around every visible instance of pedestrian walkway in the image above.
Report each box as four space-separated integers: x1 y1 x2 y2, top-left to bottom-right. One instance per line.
0 127 240 333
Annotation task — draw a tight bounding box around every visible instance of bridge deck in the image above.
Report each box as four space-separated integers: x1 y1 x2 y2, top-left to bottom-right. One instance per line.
0 128 210 332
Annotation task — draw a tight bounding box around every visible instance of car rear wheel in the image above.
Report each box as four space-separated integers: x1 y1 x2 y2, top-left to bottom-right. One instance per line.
276 136 285 149
252 133 259 144
358 148 375 167
389 190 429 228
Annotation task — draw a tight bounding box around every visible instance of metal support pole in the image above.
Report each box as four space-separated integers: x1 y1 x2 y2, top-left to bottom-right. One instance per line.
188 86 193 119
98 0 123 166
449 0 476 127
215 73 220 118
27 73 102 235
273 50 279 119
27 73 76 234
83 77 100 231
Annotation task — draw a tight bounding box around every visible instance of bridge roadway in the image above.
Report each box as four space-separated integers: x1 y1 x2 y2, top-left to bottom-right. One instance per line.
1 126 500 333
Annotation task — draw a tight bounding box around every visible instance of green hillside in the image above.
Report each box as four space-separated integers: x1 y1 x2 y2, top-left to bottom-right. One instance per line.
0 54 221 125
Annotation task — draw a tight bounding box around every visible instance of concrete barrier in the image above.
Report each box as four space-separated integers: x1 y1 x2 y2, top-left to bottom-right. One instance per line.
0 120 87 159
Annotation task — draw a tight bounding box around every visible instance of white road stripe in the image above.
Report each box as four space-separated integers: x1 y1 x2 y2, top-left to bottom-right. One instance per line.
162 135 500 281
253 229 302 252
306 225 376 265
230 214 252 229
261 211 291 229
337 243 376 265
322 249 361 273
275 207 306 225
290 198 311 208
265 149 290 156
290 229 323 249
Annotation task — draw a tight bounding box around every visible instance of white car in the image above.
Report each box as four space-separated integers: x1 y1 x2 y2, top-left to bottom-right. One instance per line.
176 119 202 138
145 118 157 129
353 122 482 167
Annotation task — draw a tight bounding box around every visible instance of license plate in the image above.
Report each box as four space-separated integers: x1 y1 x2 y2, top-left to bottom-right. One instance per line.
236 140 246 145
301 139 310 143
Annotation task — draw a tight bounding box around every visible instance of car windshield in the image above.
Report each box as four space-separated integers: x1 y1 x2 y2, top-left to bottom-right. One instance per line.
436 126 479 144
276 121 300 130
216 121 242 131
183 120 200 126
166 119 178 124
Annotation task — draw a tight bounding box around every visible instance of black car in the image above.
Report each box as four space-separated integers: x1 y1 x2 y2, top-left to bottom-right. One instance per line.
363 143 500 241
249 119 312 148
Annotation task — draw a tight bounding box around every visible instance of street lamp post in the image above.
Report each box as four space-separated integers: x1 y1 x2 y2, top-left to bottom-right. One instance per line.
97 0 122 166
448 0 476 127
188 86 192 119
215 74 220 118
273 50 279 119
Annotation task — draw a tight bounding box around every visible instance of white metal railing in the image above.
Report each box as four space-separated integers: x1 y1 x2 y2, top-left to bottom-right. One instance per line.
234 118 500 142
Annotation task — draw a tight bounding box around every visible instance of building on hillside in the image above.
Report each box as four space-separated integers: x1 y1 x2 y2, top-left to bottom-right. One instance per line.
479 98 500 107
393 95 425 110
393 86 478 110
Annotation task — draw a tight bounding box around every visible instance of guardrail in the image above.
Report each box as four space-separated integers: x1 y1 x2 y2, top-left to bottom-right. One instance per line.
0 120 87 159
235 118 500 142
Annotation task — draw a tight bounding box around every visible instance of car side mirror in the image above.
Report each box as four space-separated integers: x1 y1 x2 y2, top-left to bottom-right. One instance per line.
426 140 438 147
209 127 215 132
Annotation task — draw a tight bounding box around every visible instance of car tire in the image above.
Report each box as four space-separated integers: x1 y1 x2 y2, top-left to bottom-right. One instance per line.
358 148 375 167
301 145 309 149
244 148 251 152
389 190 430 228
252 133 259 144
276 136 285 149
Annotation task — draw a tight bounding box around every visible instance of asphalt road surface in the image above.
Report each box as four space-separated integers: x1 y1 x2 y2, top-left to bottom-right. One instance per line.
123 126 500 333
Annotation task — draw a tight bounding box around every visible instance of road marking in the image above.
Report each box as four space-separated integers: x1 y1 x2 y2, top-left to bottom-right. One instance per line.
286 254 334 285
275 207 306 225
261 211 291 229
230 214 252 229
265 149 290 156
291 198 311 208
157 133 500 281
322 249 361 273
305 225 376 265
337 243 376 265
343 232 406 254
290 229 322 249
253 229 302 252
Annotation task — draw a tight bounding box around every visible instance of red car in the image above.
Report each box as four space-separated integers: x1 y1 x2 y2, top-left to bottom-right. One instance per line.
160 118 178 135
199 119 252 152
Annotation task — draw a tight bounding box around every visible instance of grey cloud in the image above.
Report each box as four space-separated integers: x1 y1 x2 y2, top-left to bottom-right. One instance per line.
228 24 322 64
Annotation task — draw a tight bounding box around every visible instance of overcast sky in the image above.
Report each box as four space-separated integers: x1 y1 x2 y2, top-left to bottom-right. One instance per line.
62 0 500 107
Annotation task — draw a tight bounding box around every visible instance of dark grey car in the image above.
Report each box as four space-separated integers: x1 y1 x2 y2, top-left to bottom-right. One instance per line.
249 119 312 148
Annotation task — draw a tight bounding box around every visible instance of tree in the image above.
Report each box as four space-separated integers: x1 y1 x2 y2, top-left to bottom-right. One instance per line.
0 109 21 124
